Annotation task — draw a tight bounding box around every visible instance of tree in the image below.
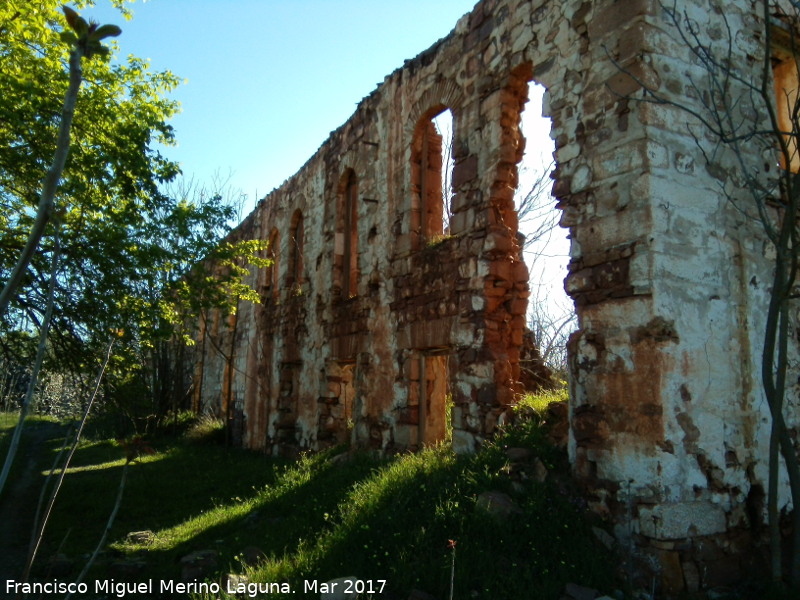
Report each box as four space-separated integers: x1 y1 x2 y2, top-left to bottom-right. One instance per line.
0 1 267 495
128 176 267 421
0 4 268 580
0 0 179 372
0 3 123 499
612 0 800 588
0 1 265 388
0 7 120 317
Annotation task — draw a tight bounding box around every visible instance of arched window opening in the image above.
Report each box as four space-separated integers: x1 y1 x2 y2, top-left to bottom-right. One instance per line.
335 170 359 299
412 108 454 243
516 81 574 373
288 210 304 289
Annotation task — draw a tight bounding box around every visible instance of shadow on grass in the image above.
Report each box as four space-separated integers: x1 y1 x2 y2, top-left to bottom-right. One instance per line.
245 445 616 600
35 440 382 583
11 412 617 599
37 442 275 573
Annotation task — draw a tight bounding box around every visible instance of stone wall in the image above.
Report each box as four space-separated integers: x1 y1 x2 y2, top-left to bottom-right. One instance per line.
191 0 799 595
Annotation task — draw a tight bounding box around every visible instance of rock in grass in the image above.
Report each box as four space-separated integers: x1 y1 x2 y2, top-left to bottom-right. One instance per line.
125 530 155 545
180 549 218 582
108 558 147 578
532 457 548 482
591 526 616 550
475 490 523 518
504 446 532 462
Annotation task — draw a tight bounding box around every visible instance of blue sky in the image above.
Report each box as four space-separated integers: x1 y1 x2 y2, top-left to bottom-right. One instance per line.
85 0 487 206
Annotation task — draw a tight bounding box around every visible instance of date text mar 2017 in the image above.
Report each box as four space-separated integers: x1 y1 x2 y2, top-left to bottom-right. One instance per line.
304 579 387 595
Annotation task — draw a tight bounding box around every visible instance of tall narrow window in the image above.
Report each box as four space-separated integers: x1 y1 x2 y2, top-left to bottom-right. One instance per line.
433 110 454 234
336 170 359 298
411 108 454 244
289 210 304 288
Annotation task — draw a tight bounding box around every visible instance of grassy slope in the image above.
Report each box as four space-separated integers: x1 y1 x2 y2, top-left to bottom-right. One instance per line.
0 393 618 599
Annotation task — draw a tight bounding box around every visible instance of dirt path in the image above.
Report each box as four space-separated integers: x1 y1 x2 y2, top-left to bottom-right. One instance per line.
0 421 66 581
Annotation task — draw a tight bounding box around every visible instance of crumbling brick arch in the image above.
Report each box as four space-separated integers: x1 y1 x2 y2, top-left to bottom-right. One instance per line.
333 168 359 300
405 79 465 136
402 82 464 248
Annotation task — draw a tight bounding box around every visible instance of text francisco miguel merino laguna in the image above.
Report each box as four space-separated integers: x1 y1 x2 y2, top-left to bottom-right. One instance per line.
7 577 388 597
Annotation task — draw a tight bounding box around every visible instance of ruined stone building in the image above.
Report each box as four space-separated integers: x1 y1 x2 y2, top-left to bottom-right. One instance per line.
192 0 800 593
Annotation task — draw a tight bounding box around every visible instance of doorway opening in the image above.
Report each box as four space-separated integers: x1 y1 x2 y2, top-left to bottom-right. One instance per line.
411 351 450 446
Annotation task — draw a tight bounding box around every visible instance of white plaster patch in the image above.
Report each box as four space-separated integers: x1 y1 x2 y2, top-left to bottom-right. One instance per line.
638 501 727 539
571 164 592 192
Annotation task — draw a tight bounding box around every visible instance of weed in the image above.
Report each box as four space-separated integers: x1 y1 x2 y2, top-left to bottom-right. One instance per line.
184 413 225 444
514 380 568 415
424 233 454 249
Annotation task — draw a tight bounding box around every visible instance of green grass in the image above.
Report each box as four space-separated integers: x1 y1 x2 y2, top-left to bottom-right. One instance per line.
0 396 617 599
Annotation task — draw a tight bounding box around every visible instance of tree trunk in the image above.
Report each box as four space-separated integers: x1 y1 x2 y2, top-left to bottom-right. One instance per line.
0 47 83 317
0 226 62 499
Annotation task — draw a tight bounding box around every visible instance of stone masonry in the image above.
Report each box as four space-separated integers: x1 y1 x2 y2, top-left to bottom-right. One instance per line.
191 0 800 595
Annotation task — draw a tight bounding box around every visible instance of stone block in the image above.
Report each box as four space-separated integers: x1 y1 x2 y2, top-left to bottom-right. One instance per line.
484 230 513 253
507 297 528 316
638 502 727 539
453 154 479 189
449 210 469 235
476 490 523 518
657 549 685 595
452 429 476 454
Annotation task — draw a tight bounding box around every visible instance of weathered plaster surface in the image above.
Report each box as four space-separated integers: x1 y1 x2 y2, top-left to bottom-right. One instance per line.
192 0 799 593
